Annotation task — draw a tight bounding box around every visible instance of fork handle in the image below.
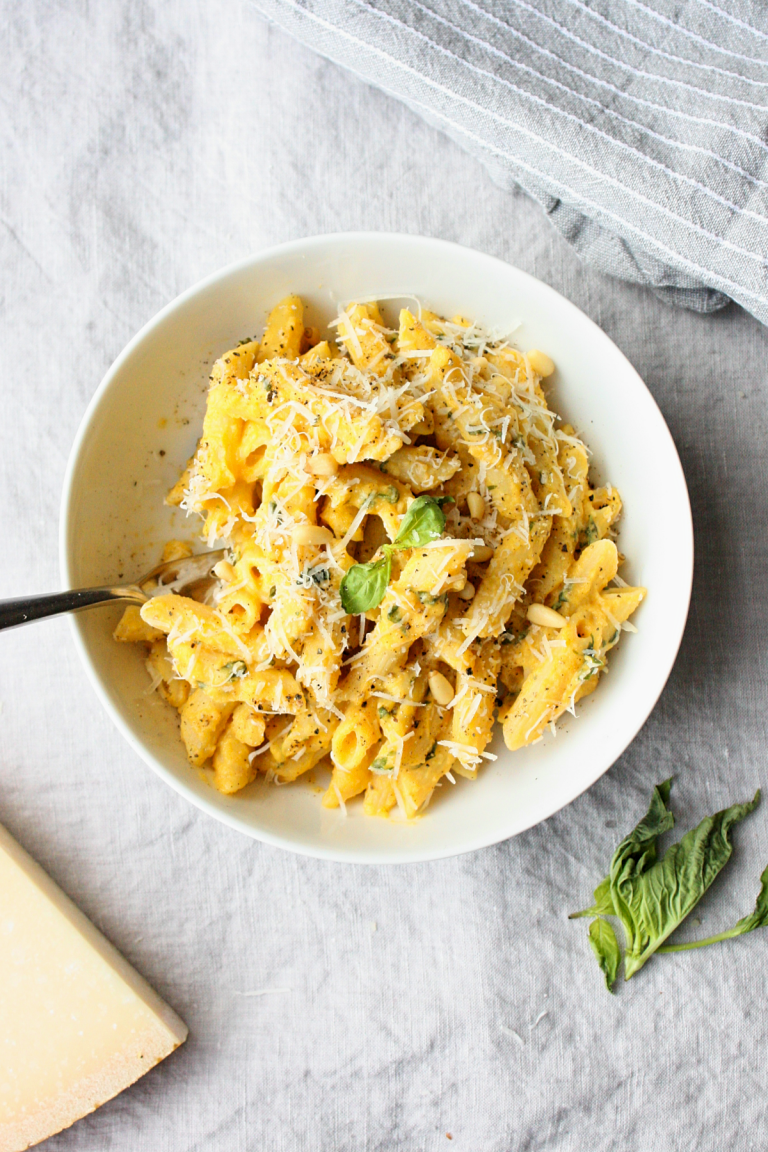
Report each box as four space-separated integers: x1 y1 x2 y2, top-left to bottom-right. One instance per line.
0 587 144 631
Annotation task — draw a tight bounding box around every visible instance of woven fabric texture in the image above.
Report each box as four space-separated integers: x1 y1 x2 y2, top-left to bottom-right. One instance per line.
253 0 768 322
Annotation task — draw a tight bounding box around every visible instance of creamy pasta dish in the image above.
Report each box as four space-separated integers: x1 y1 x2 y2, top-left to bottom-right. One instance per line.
115 295 645 819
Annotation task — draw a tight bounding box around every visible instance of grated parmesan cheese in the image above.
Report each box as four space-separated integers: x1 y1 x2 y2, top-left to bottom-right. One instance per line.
136 290 639 819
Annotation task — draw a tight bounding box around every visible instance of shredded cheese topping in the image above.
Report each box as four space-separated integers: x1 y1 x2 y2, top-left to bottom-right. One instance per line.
121 293 645 820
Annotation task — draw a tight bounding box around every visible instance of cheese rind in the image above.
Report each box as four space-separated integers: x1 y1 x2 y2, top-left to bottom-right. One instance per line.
0 821 188 1151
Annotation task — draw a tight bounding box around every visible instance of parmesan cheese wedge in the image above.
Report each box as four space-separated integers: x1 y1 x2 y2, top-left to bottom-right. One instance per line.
0 822 187 1151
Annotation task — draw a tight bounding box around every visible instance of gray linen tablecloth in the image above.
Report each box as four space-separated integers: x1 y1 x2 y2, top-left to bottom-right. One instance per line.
1 2 767 1149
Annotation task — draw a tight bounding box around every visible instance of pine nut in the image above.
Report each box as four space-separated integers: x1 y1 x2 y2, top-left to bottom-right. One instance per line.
458 581 476 601
429 671 454 707
527 603 567 629
293 524 334 546
472 544 494 562
213 560 236 582
467 492 485 520
307 452 338 476
527 349 555 378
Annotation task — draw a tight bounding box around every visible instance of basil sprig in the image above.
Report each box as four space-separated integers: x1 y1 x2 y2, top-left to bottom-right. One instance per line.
339 495 450 614
339 556 392 615
571 780 768 991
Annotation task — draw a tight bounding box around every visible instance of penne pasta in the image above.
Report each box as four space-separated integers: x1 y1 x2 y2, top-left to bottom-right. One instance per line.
116 294 644 814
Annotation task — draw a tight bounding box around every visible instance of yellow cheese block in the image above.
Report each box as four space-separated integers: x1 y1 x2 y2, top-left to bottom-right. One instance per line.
0 822 188 1151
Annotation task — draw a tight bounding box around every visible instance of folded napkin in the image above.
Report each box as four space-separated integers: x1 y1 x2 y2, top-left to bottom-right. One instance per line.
252 0 768 323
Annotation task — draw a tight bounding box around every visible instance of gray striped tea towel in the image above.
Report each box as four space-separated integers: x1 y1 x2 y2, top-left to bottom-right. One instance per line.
252 0 768 323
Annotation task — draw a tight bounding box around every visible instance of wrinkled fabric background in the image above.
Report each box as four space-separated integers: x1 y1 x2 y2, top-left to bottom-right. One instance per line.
1 3 767 1150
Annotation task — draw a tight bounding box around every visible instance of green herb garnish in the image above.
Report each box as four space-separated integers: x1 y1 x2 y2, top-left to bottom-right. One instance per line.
339 495 448 613
572 780 767 991
416 590 447 606
340 556 392 614
588 918 621 991
551 588 568 611
297 564 329 587
374 486 400 505
370 755 393 776
393 494 451 549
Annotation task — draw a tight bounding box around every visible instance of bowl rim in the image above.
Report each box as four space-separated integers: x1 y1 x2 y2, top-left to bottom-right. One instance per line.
59 231 694 863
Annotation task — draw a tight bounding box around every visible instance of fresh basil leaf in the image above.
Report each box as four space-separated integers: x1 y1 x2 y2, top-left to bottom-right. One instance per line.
658 858 768 954
339 554 392 613
588 918 621 992
339 497 450 615
574 782 765 989
570 875 614 919
724 857 768 935
617 778 675 868
736 858 768 925
617 789 760 978
571 781 674 920
393 495 447 551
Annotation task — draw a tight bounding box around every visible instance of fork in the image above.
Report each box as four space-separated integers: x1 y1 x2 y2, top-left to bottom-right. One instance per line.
0 549 228 631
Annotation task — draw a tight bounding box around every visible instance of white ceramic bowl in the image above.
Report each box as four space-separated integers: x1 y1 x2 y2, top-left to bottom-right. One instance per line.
60 233 692 863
